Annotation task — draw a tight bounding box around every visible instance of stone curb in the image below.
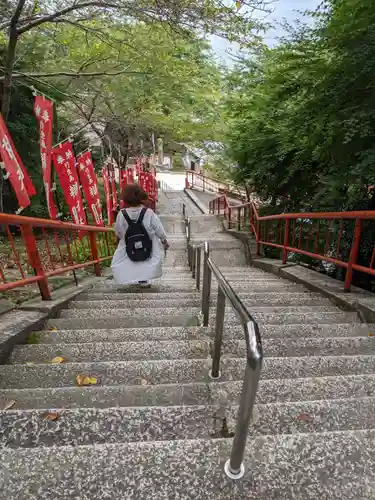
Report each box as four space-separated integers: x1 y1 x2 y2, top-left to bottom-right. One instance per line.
183 188 206 214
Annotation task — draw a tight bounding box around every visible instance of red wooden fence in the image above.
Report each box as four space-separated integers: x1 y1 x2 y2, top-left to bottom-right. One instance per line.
209 193 375 292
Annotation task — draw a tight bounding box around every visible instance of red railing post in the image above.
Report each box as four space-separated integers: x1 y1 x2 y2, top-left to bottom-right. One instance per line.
256 221 261 256
21 224 51 300
344 218 362 292
89 232 101 276
282 219 290 264
228 207 232 229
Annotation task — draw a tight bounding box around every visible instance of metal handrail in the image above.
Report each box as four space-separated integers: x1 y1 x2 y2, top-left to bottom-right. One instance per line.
185 222 263 479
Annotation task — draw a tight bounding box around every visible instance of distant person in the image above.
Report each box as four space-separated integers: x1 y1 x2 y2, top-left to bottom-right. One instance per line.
111 183 169 287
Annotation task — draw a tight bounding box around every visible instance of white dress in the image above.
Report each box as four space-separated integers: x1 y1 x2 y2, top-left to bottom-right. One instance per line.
111 207 167 284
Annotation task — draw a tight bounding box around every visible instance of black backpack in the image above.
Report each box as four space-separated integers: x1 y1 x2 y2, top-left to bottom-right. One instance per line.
122 208 152 262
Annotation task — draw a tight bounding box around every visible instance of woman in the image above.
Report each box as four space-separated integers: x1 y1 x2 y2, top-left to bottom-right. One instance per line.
111 183 169 287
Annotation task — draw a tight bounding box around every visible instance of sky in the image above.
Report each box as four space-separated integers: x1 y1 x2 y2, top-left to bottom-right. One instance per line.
211 0 321 63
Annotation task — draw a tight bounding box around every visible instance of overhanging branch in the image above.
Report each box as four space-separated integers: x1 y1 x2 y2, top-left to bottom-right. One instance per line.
0 69 152 81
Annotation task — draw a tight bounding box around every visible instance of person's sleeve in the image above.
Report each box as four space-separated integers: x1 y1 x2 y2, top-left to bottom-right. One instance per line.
150 211 167 240
115 211 124 239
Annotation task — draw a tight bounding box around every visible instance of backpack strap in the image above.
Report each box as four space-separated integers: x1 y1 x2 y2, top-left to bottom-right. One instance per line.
137 207 148 225
121 209 134 226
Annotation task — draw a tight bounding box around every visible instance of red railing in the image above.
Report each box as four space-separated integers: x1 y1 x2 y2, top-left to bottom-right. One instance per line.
0 213 116 300
185 170 247 201
210 194 375 292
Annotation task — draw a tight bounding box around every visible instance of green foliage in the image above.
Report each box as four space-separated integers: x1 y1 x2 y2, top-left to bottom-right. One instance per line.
223 0 375 287
225 0 375 213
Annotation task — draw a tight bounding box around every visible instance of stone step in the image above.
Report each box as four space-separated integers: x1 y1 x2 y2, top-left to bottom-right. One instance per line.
50 313 200 330
90 282 307 293
1 355 375 389
8 340 210 364
57 308 358 326
138 275 284 283
221 337 375 358
13 335 375 366
10 336 375 365
221 310 359 325
1 430 374 499
31 326 209 344
1 397 374 449
72 292 327 307
77 287 312 301
88 284 198 294
28 323 375 346
1 374 374 410
66 303 340 315
58 307 200 319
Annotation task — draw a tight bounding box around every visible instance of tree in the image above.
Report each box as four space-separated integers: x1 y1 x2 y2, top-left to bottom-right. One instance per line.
223 0 375 287
0 0 266 119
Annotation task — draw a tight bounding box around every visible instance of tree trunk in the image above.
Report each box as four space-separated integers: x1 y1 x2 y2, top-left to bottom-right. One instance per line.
0 0 27 213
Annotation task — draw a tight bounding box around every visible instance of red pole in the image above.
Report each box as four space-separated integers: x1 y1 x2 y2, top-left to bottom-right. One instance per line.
21 224 51 300
256 221 261 255
89 232 101 276
282 219 290 264
344 218 362 292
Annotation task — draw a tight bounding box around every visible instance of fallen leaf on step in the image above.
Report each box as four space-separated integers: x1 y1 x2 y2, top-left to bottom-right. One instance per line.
43 411 58 421
140 378 149 386
48 327 57 332
76 375 97 386
296 413 314 423
2 400 16 410
51 356 65 364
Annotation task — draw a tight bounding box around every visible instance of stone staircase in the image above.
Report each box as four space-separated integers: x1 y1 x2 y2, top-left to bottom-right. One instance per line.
0 194 375 499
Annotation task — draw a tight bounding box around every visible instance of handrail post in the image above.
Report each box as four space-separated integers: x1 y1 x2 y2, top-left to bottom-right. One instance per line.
282 219 290 264
201 242 211 326
256 220 261 256
21 224 51 300
344 217 362 292
238 207 241 231
225 357 261 479
192 247 196 279
228 207 232 229
196 247 201 290
89 232 101 276
210 286 225 379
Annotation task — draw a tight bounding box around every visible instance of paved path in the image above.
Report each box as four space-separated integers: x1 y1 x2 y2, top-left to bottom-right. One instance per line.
157 190 202 215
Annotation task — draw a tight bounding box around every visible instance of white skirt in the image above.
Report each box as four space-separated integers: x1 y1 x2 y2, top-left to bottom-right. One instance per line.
111 236 164 284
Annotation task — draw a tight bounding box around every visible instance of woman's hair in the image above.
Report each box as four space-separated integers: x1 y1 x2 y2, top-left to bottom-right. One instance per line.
121 183 148 207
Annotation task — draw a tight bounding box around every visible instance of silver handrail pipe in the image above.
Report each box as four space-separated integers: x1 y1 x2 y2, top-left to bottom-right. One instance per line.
185 214 263 480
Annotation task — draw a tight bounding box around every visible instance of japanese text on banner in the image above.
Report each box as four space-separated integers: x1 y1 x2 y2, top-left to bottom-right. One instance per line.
34 96 57 219
52 142 87 225
77 151 103 226
0 113 35 211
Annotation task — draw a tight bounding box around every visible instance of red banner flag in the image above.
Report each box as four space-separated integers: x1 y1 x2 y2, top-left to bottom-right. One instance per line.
52 142 87 225
119 169 127 209
102 166 114 225
34 96 57 219
138 171 145 190
127 167 134 184
0 113 35 211
77 151 103 226
109 165 118 210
